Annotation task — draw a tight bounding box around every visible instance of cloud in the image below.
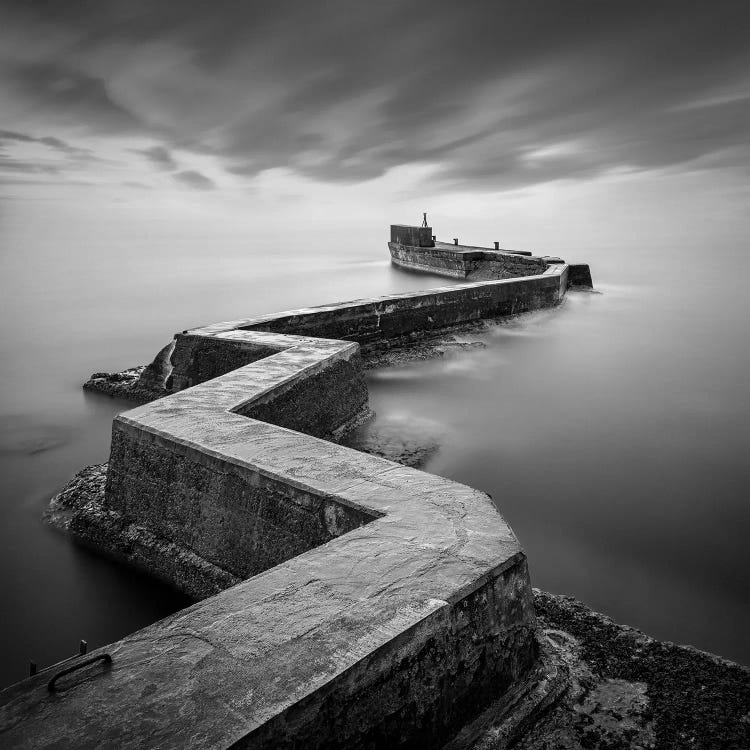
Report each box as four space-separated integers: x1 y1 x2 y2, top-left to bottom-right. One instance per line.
0 129 93 159
0 156 59 175
0 130 43 145
1 1 749 190
172 170 215 190
0 128 110 184
1 59 143 135
134 145 177 170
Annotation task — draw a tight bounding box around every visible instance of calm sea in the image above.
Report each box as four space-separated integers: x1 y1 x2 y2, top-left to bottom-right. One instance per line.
1 205 748 686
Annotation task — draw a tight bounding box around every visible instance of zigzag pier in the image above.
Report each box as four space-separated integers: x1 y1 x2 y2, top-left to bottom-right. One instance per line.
6 225 745 749
1 224 583 748
0 222 750 750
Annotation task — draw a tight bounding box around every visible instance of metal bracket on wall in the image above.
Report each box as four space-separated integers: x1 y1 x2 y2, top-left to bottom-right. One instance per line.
47 654 112 692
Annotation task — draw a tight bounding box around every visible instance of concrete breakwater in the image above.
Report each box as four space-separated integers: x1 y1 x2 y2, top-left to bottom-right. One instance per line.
3 234 749 748
388 223 593 287
1 260 574 748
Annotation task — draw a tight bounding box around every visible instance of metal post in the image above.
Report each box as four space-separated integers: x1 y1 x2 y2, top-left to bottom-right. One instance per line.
494 241 499 250
29 661 37 677
79 640 88 656
453 238 458 245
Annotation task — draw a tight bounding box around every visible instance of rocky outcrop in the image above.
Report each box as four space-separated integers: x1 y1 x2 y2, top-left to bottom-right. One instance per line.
82 342 176 403
46 464 239 599
345 415 443 468
522 591 750 750
83 366 167 404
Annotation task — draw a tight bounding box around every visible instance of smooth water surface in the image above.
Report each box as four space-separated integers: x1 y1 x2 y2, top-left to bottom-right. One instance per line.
366 279 750 664
1 204 748 688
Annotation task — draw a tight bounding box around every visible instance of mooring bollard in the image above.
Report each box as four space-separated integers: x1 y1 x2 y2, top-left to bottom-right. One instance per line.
79 640 88 656
453 238 458 245
494 241 499 249
29 661 37 677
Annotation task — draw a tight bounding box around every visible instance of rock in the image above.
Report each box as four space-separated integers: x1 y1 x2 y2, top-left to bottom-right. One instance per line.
45 463 107 528
363 335 487 370
515 589 750 750
343 414 443 467
82 366 164 404
138 340 176 391
46 463 238 600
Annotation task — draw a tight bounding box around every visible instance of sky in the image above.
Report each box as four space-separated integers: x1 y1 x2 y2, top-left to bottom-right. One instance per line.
1 0 749 248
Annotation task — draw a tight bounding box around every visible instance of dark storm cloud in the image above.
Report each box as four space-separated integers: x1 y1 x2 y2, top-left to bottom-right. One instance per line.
134 145 178 171
2 0 749 189
172 170 215 190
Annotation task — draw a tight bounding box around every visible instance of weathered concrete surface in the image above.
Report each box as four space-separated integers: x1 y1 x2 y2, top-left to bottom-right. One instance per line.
168 263 569 392
389 240 548 280
3 458 537 748
387 227 594 290
3 268 576 749
391 223 435 248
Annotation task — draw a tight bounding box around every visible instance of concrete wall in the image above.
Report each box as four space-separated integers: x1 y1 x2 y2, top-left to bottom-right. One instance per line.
241 560 536 749
391 224 434 247
0 265 572 749
568 263 594 287
106 425 375 580
164 270 567 392
244 265 563 345
168 335 279 391
389 240 548 280
167 333 369 440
